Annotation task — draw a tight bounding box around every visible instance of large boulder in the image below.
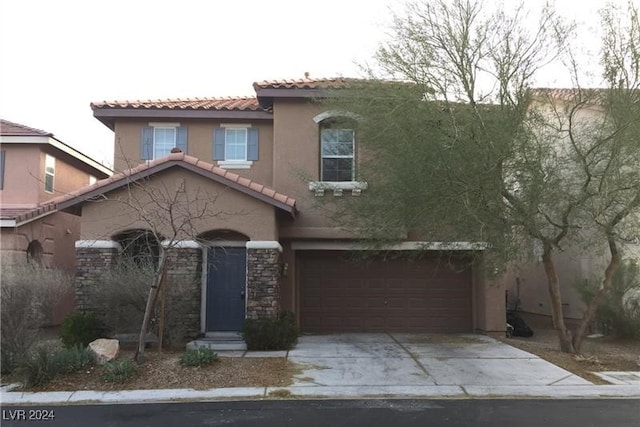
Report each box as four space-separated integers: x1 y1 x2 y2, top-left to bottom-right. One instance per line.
88 338 119 365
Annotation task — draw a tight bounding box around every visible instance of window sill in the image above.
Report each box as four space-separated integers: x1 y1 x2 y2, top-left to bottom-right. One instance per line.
217 160 253 170
308 181 368 196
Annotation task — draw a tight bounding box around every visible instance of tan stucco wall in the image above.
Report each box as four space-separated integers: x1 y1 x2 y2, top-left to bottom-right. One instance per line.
0 212 80 272
272 100 357 237
79 168 278 241
38 150 94 203
473 253 506 333
506 242 640 320
0 145 41 204
112 119 274 186
0 145 95 205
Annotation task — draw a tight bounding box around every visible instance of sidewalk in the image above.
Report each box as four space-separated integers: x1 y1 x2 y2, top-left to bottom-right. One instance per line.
2 382 639 405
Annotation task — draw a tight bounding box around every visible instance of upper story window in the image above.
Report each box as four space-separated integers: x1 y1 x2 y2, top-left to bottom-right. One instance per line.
141 123 188 160
309 113 367 196
44 154 55 193
320 123 355 182
213 125 259 169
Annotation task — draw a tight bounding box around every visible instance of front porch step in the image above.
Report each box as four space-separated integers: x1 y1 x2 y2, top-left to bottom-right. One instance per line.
188 332 246 351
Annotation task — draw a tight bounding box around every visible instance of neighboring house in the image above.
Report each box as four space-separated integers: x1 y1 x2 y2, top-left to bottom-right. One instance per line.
43 78 505 340
505 89 640 323
0 119 111 271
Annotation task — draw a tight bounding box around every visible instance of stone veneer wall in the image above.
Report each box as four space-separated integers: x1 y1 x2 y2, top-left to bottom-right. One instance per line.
162 247 202 343
246 248 281 319
75 247 120 312
75 244 202 345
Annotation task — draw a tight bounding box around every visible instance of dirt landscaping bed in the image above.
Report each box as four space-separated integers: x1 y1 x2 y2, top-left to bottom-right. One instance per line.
498 327 640 385
10 349 300 392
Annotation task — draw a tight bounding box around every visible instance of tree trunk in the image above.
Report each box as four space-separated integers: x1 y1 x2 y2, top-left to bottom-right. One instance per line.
572 238 621 352
541 247 576 353
135 249 165 364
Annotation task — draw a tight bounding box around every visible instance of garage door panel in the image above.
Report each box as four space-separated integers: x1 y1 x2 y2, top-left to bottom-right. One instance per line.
300 251 473 333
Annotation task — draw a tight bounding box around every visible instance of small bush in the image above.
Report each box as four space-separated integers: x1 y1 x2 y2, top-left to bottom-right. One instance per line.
52 346 93 374
576 259 640 339
16 345 95 388
89 258 154 334
1 264 73 373
60 312 108 348
179 347 218 367
102 359 137 383
17 346 59 387
242 311 298 351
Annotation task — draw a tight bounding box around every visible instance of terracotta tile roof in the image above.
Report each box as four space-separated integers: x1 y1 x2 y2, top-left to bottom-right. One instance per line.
0 204 57 225
0 119 52 137
253 77 351 90
91 96 261 111
531 88 609 104
51 151 296 216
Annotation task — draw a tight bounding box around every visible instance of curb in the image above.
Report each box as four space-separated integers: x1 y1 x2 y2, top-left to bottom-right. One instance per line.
2 385 639 405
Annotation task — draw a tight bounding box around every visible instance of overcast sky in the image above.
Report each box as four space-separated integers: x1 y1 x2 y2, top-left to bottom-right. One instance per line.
0 0 621 169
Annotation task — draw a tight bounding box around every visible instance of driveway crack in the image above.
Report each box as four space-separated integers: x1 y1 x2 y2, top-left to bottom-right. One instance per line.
387 333 438 385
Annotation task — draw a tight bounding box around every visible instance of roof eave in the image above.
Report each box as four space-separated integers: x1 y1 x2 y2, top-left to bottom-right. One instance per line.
57 160 296 218
92 107 273 131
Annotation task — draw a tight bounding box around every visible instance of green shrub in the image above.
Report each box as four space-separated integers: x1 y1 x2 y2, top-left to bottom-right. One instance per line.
179 347 218 367
60 312 108 348
102 359 137 383
52 346 93 374
576 259 640 339
242 311 298 351
16 344 95 387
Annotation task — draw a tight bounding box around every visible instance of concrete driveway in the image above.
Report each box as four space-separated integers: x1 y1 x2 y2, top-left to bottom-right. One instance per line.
287 333 591 390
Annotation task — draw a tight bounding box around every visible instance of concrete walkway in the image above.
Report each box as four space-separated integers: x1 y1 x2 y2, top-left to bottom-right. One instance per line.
2 333 639 405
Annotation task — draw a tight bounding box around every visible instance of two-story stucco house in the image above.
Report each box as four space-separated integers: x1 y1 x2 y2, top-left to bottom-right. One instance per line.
0 119 111 271
48 78 505 340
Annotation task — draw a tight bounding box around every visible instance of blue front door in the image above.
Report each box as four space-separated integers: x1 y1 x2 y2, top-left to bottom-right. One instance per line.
206 247 246 331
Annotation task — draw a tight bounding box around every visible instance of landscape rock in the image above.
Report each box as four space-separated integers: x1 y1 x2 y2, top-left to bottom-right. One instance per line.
88 338 119 365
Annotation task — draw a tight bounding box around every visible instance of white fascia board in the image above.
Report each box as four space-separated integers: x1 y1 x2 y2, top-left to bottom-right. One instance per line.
291 241 490 251
0 136 50 144
75 240 122 250
246 241 283 252
0 220 17 227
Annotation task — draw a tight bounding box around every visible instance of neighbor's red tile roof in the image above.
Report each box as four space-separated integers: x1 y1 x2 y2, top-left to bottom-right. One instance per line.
91 96 261 111
253 77 350 90
51 151 296 214
0 119 52 137
0 205 57 224
531 88 610 104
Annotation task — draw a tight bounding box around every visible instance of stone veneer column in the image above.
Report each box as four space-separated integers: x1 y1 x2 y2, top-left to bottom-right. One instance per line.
246 241 282 319
75 240 121 312
162 241 202 342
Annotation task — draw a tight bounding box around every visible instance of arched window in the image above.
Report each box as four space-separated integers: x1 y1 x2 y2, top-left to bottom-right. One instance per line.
26 240 44 265
113 230 161 268
319 117 356 182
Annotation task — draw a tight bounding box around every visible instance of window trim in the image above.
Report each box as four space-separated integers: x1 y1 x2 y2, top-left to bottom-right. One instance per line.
224 127 248 161
320 127 355 182
214 125 258 169
44 154 55 193
153 126 177 159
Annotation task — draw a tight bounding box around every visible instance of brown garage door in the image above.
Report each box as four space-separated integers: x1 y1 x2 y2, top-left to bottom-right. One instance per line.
299 251 473 333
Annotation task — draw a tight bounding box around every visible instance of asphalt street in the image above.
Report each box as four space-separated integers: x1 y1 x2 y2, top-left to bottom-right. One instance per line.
2 399 639 427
